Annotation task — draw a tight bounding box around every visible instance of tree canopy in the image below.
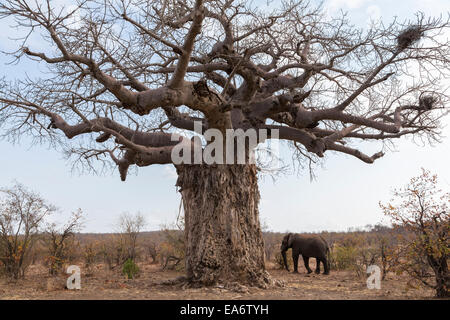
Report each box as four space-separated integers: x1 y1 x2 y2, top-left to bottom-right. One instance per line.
0 0 449 179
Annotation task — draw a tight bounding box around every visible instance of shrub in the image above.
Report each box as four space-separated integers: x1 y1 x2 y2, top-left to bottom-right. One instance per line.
83 242 98 276
274 250 292 270
145 241 159 264
99 235 127 270
381 169 450 298
330 244 358 271
159 240 184 271
116 212 146 261
0 184 56 279
159 216 185 271
122 258 139 279
44 210 84 275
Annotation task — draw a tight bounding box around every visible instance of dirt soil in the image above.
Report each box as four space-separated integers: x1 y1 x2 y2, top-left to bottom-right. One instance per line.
0 263 437 300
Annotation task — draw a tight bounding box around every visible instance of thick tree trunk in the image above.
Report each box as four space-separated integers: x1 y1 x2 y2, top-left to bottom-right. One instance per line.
432 257 449 298
435 275 449 298
175 164 272 288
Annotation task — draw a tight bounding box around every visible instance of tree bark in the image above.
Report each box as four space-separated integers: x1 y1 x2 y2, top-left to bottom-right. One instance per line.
175 164 272 288
431 256 449 298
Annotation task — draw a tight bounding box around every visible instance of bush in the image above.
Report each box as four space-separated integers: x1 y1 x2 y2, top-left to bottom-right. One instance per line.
381 169 450 297
122 258 139 279
159 216 185 271
0 184 56 279
116 212 146 261
159 240 184 271
44 210 84 275
330 245 358 270
274 251 292 270
83 242 99 276
145 241 159 264
99 235 127 270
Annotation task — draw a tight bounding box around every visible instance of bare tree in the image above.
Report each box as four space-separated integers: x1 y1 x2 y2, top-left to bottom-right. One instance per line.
370 223 401 280
160 215 185 271
44 209 84 275
0 0 449 287
145 241 159 264
116 212 146 262
380 169 449 298
99 234 126 270
0 183 56 279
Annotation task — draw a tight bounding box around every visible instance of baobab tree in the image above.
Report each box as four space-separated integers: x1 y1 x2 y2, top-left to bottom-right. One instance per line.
0 0 449 287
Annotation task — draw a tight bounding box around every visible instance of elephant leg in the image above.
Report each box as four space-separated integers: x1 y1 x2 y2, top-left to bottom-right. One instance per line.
303 256 312 274
292 251 300 273
315 258 320 274
323 257 330 275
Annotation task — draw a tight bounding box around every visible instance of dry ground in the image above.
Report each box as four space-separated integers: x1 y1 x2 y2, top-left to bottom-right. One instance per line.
0 262 437 300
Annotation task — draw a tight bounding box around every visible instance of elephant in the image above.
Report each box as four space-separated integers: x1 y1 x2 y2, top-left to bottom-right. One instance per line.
280 233 330 275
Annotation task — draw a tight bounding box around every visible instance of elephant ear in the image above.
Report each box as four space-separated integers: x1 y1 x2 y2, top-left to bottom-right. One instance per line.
287 233 294 247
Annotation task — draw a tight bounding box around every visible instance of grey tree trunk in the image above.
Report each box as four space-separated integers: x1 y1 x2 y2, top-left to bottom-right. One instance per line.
175 164 272 288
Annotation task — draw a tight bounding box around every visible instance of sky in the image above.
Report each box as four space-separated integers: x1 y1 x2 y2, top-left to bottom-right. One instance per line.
0 0 449 233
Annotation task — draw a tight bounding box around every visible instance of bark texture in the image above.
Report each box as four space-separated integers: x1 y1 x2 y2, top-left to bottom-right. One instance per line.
429 255 449 298
175 164 271 288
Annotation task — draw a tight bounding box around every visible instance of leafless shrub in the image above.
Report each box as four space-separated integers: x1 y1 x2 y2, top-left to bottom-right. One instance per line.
116 212 146 262
159 216 185 271
44 209 84 275
99 235 127 270
145 241 159 264
0 183 56 279
83 241 99 276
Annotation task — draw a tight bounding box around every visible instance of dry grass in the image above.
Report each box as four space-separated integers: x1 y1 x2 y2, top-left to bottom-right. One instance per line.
0 262 437 300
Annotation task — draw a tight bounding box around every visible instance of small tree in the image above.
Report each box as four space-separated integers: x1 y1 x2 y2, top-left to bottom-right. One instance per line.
99 235 126 270
371 224 402 280
160 215 185 271
122 258 140 279
44 209 84 275
145 241 159 264
83 241 98 276
116 212 146 262
0 183 56 279
263 233 278 263
380 169 449 298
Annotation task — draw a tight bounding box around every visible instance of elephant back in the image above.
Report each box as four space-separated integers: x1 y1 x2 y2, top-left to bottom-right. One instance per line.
297 235 328 258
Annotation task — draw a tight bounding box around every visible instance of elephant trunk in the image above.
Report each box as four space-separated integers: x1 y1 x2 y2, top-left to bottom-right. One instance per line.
281 250 289 271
